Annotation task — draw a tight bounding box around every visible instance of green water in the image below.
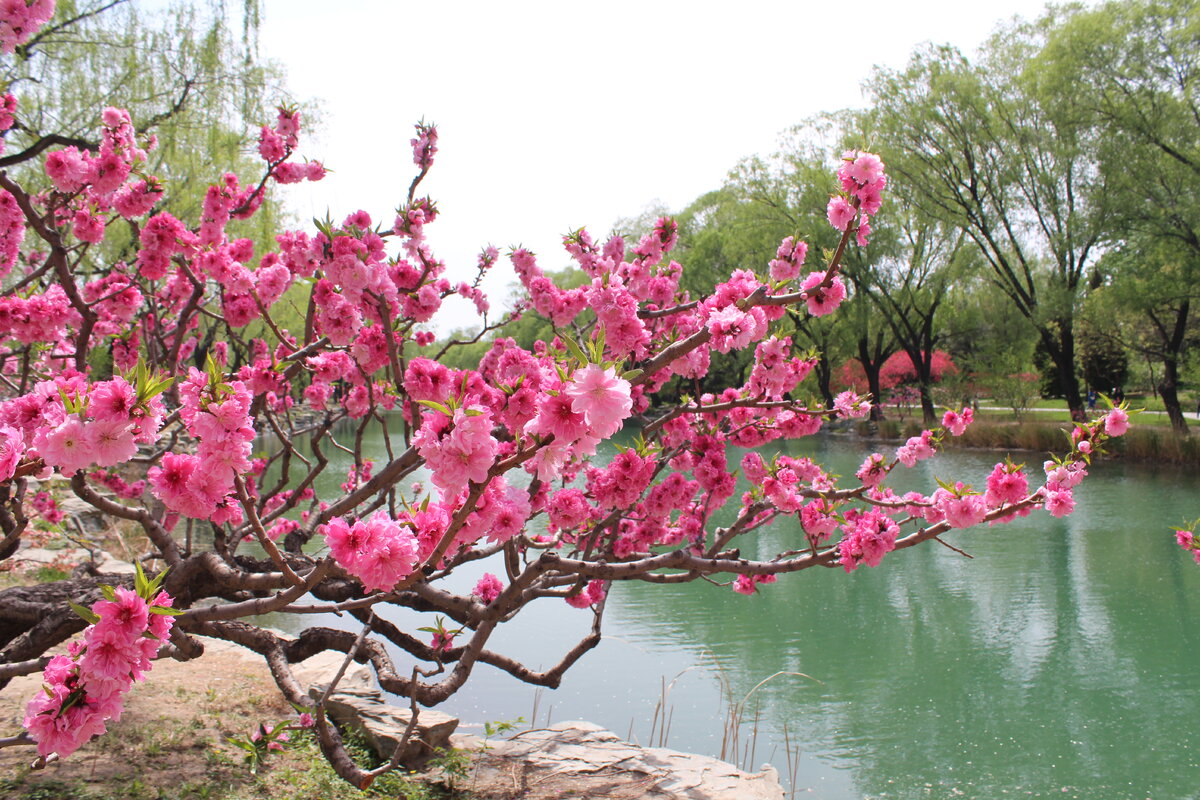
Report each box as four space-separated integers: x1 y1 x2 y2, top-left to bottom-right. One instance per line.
261 423 1200 799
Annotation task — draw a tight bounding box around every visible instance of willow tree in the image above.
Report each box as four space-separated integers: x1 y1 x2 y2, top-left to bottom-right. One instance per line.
869 17 1115 422
2 0 287 247
1 0 296 373
1037 0 1200 431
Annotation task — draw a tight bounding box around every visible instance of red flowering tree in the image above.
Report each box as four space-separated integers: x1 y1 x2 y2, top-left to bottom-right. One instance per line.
0 5 1140 789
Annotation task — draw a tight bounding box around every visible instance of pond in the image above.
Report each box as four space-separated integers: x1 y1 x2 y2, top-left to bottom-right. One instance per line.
259 420 1200 799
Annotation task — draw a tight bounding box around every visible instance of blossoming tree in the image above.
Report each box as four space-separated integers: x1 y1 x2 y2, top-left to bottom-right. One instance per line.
0 3 1148 789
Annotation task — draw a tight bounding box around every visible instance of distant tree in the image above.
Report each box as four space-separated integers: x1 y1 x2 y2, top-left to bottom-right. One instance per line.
1037 0 1200 431
869 17 1115 422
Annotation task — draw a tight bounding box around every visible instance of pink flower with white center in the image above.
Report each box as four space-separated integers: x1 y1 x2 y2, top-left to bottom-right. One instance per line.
565 364 632 439
37 417 93 474
1104 408 1130 437
85 418 138 466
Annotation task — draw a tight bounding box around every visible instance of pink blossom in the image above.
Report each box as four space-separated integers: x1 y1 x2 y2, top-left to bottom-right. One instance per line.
566 364 633 439
473 573 504 605
826 197 857 231
1104 408 1129 437
0 423 23 480
1042 487 1076 518
37 417 93 474
799 271 847 317
942 407 974 436
933 485 988 528
839 510 898 572
833 390 870 419
984 463 1028 508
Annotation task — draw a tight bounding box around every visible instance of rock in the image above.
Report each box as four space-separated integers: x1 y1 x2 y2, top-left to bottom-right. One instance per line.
318 688 458 768
292 649 378 695
56 494 111 535
16 546 135 575
457 721 786 800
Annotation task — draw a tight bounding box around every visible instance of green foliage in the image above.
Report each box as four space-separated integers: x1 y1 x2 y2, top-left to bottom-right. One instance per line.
2 0 292 261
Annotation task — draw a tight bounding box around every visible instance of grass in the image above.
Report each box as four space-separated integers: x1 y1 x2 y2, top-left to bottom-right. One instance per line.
1 729 473 800
862 414 1200 465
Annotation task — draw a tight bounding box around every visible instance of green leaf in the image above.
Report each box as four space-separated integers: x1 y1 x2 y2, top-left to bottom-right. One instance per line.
69 600 100 625
621 368 643 382
99 584 116 602
134 561 148 598
416 399 451 417
226 736 257 753
149 605 182 616
559 334 589 366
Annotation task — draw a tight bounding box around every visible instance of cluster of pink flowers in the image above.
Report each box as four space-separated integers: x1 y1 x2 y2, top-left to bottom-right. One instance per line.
895 430 937 468
941 407 974 436
472 573 504 605
46 107 154 240
828 150 888 246
411 121 438 170
147 367 253 524
564 579 608 609
1176 530 1200 565
24 582 174 759
0 284 76 344
838 510 899 572
413 405 500 496
10 376 162 476
322 512 420 592
0 0 54 54
28 490 63 523
0 186 24 277
747 336 815 398
89 469 146 500
260 107 325 184
732 572 778 596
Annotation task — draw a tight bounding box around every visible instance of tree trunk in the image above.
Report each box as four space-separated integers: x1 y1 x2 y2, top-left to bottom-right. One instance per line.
814 353 834 408
918 381 937 426
858 338 886 421
1044 325 1085 422
1159 358 1187 434
1158 299 1190 435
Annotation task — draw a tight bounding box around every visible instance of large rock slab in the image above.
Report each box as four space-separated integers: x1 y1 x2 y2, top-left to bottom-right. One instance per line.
318 688 458 768
294 651 456 768
292 649 378 695
456 720 785 800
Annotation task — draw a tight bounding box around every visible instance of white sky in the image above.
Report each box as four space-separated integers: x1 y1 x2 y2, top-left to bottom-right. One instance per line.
258 0 1061 332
